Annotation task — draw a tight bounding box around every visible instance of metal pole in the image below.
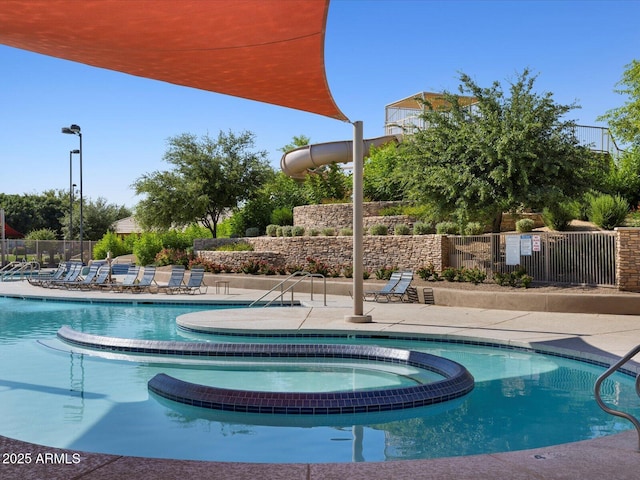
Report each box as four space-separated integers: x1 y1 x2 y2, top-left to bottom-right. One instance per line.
69 151 73 242
79 132 84 264
345 121 371 323
0 208 6 267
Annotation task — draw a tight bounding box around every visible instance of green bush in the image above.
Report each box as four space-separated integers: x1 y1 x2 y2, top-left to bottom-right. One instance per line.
266 224 278 237
515 218 535 233
292 226 305 236
339 227 353 236
25 228 57 240
413 222 435 235
133 233 163 266
374 266 396 280
461 267 487 284
93 231 129 260
369 224 388 235
308 228 320 236
321 227 335 236
417 263 440 281
435 221 459 234
245 227 260 237
270 207 293 226
378 205 404 216
464 222 484 235
588 194 629 230
492 266 533 288
154 248 190 267
394 223 411 235
281 226 293 237
542 202 577 231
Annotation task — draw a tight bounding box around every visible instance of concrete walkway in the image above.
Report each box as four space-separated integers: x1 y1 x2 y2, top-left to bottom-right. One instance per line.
1 280 639 479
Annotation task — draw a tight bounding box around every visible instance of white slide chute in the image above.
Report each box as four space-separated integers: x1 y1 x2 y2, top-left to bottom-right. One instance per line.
280 134 402 179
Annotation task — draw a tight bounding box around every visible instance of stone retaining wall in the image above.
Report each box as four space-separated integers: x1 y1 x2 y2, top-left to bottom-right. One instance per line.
616 227 640 292
293 201 402 230
196 235 447 271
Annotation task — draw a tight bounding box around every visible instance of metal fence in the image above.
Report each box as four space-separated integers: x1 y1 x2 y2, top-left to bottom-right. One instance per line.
0 239 96 267
448 231 617 287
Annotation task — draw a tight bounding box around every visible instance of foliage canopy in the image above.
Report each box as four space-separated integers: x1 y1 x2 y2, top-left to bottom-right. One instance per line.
133 131 272 238
398 69 591 231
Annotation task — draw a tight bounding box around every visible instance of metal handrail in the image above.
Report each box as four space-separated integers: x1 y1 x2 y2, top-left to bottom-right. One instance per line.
594 344 640 451
249 271 326 307
0 260 40 281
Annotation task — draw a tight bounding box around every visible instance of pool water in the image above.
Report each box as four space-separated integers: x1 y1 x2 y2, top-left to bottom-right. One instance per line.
0 297 638 463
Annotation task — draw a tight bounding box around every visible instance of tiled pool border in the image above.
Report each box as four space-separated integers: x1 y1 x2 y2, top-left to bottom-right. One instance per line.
56 326 475 415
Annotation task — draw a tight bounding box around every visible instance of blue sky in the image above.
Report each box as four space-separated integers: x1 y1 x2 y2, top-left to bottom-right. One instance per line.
1 0 638 208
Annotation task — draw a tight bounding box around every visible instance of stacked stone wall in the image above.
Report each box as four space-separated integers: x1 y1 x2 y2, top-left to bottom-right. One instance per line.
196 235 447 272
616 227 640 292
293 201 402 230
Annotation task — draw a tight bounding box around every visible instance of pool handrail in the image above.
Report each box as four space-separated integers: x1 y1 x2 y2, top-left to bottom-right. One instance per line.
249 270 326 307
594 344 640 451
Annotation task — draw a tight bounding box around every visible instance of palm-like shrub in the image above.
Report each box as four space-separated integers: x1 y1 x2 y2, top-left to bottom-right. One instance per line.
588 194 629 230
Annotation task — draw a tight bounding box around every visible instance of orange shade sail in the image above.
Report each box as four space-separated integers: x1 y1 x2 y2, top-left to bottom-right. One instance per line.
0 0 347 121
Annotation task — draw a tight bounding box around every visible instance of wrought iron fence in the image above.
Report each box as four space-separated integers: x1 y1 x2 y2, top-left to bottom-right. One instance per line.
447 231 617 287
0 239 96 267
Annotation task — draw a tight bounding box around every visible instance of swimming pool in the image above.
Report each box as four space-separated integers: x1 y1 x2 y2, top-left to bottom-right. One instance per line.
0 296 638 463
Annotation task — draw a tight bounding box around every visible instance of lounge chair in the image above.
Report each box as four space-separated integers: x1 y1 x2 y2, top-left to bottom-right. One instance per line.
44 262 83 288
64 263 100 290
28 263 66 287
157 266 186 294
183 267 207 295
376 270 414 302
364 271 402 302
110 265 140 292
78 265 111 290
121 265 158 293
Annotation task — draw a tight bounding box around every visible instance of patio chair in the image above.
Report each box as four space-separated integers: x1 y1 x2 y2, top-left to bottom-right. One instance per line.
64 263 100 290
157 265 186 294
110 265 140 292
364 271 401 302
28 263 66 287
77 265 111 291
183 267 207 295
122 265 158 293
376 270 414 303
44 262 83 288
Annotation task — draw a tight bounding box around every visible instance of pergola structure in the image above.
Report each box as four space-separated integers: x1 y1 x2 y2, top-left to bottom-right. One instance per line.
0 0 373 321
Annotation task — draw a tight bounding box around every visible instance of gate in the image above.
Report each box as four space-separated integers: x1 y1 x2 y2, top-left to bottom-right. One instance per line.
448 231 617 287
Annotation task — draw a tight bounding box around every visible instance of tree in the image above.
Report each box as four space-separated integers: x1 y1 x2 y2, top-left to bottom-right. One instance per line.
59 197 131 241
133 131 272 238
279 134 311 153
399 69 591 231
363 143 405 201
598 59 640 146
0 191 66 236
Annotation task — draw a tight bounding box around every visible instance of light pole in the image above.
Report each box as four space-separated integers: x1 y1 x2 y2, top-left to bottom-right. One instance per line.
69 149 79 246
62 124 83 263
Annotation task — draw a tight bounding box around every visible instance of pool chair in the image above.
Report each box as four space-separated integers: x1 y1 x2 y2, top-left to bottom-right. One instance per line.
122 265 158 293
364 271 401 302
183 267 207 295
64 263 101 290
44 262 83 288
110 265 140 292
376 270 414 303
157 265 186 294
28 263 66 287
76 265 111 291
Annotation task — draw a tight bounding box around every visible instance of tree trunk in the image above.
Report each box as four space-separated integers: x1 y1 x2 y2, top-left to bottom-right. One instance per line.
491 211 502 233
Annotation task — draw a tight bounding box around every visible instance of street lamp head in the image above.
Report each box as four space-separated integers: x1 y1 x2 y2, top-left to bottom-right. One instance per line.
70 149 80 154
61 124 81 135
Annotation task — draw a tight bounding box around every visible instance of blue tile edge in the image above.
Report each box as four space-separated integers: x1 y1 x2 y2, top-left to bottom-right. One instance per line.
56 326 475 415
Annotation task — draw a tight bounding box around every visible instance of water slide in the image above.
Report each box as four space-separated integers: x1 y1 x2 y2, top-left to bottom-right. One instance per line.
280 134 402 179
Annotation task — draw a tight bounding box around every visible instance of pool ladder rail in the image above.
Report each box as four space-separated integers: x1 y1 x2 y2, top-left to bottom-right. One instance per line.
0 260 40 282
594 344 640 451
249 271 327 307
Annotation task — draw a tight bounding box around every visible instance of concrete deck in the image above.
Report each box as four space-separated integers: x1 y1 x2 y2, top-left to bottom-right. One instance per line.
1 279 639 479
